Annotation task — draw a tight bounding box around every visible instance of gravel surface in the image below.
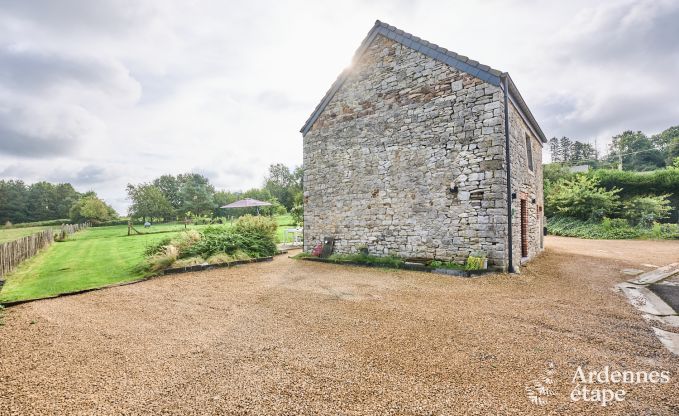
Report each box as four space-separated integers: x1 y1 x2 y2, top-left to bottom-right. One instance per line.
1 236 678 415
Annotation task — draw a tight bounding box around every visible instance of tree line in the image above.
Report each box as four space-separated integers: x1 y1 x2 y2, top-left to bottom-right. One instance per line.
548 125 679 171
126 164 303 223
0 163 303 226
0 181 116 225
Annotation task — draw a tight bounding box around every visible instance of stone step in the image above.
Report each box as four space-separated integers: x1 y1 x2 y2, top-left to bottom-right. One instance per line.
642 314 679 329
617 284 677 316
629 263 679 285
652 327 679 356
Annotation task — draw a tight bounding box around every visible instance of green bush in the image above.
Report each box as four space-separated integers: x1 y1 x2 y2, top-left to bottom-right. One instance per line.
590 168 679 222
233 215 277 239
144 237 173 256
181 227 277 259
10 219 72 228
326 253 405 268
601 217 629 231
429 260 464 270
623 194 672 226
547 216 678 239
465 255 486 271
546 175 621 220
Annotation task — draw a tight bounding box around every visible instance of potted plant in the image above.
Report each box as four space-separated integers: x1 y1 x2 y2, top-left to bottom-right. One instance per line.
465 251 488 271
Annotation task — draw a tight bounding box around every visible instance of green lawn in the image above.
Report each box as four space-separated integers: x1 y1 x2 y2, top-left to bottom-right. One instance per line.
0 216 299 303
0 226 54 244
275 214 299 242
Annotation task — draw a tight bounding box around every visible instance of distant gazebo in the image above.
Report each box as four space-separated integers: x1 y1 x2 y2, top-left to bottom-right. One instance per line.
220 198 272 215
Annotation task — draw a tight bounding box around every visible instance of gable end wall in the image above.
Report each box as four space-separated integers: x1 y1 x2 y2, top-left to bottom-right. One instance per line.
303 35 513 267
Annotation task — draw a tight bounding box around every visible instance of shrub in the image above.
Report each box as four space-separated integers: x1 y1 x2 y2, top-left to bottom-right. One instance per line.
589 168 679 222
601 217 629 231
206 250 251 264
546 175 621 220
429 260 464 270
181 227 277 259
465 254 487 271
326 253 405 268
172 230 202 252
623 194 672 226
547 216 678 239
147 245 179 271
11 219 72 228
233 215 277 239
144 237 173 256
172 256 205 268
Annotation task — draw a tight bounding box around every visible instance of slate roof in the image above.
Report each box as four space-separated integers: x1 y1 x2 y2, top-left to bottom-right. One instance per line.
300 20 546 143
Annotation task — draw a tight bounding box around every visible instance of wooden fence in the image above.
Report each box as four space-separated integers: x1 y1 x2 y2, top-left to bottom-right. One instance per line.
55 223 89 241
0 223 90 278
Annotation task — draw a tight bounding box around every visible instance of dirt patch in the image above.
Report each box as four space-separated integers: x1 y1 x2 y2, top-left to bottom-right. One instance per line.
1 238 678 414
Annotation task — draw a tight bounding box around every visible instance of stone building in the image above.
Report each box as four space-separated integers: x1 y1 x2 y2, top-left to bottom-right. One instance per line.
300 21 546 272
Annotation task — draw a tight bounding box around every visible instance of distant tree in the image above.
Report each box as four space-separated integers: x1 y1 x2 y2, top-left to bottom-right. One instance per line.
177 173 215 217
652 126 679 165
70 194 116 223
0 180 29 223
263 163 301 211
559 137 572 162
26 182 56 221
53 183 80 219
549 137 561 162
152 174 182 210
607 130 665 171
126 183 175 222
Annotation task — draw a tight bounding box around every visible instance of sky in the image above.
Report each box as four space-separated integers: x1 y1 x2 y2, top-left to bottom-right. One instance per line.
0 0 678 214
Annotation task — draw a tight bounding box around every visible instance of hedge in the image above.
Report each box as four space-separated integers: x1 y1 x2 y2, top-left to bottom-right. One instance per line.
589 169 679 222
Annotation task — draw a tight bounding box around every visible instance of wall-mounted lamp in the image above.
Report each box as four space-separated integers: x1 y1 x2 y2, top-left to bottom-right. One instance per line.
531 198 536 204
449 184 458 194
511 192 517 200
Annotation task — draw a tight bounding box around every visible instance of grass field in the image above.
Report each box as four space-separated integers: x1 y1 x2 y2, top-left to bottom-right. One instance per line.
0 215 297 303
0 226 55 244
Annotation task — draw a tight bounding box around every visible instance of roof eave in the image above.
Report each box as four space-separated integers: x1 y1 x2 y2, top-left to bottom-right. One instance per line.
501 73 547 143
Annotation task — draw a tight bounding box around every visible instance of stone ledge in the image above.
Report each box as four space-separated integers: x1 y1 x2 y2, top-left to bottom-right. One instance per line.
162 256 274 275
297 256 498 277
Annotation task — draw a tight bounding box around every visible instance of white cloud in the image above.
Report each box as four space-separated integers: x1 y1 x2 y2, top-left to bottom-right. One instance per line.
0 0 677 212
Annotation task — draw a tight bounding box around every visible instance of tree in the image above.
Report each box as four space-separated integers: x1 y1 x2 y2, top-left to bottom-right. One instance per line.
549 137 561 162
152 174 182 210
652 126 679 165
26 182 56 221
559 137 572 162
70 195 116 223
177 173 215 216
263 163 300 211
546 175 621 220
607 130 665 171
0 180 29 223
53 183 81 219
127 183 175 222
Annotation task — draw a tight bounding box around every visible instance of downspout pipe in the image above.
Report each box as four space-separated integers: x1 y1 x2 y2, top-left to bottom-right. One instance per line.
502 74 514 273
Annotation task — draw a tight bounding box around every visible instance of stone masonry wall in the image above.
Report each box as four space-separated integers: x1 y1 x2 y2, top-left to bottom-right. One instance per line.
508 101 544 270
303 35 511 267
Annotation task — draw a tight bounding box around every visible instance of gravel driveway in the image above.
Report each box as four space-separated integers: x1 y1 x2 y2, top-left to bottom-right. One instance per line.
1 237 678 415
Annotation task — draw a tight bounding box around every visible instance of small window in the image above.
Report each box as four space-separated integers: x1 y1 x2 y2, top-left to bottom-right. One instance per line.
525 134 534 172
